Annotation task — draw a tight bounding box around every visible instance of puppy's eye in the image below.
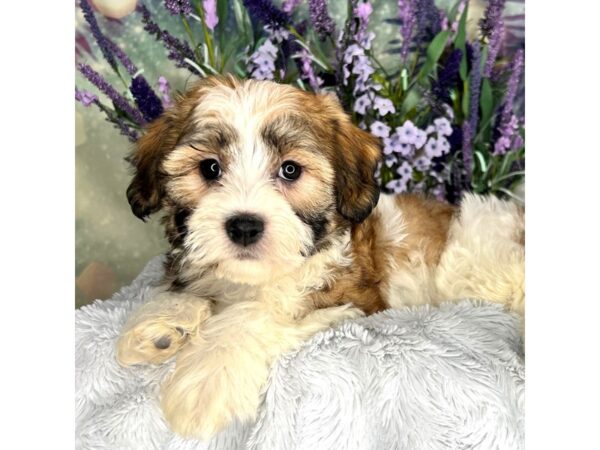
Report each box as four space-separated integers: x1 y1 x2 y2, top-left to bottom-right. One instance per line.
278 161 302 181
200 159 221 180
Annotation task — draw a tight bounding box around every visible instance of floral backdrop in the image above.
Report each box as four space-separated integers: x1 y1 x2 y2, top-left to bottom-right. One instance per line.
75 0 524 307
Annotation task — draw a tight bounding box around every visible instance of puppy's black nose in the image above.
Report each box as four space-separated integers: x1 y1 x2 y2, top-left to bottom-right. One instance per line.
225 214 265 246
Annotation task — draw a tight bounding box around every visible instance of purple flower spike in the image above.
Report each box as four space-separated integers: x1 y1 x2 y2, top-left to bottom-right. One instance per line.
493 49 524 155
203 0 219 31
480 0 507 39
79 0 118 71
243 0 290 29
414 0 442 43
164 0 192 16
500 49 524 126
105 38 138 76
308 0 336 39
112 116 141 143
463 41 482 166
138 4 199 74
75 88 98 107
397 0 417 61
483 20 504 77
431 49 462 103
78 63 146 125
130 76 164 122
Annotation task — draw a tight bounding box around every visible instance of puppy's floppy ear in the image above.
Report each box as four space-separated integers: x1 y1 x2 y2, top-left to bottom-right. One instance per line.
126 113 173 220
331 115 382 224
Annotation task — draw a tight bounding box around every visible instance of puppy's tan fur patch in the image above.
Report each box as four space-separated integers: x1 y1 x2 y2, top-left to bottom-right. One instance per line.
116 76 524 439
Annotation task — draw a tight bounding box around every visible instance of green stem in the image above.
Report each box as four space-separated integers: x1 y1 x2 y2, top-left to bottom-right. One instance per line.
288 26 333 72
181 17 202 63
196 4 216 68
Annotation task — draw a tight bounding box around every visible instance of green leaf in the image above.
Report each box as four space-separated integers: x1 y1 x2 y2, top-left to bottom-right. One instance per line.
455 2 469 81
462 79 470 118
401 88 420 115
474 150 488 173
216 0 229 47
417 30 452 83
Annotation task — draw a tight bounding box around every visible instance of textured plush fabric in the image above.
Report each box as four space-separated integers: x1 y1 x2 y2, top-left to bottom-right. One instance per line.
76 256 524 450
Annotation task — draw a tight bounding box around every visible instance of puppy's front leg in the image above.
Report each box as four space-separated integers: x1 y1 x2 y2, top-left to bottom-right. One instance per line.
160 302 363 439
116 290 212 366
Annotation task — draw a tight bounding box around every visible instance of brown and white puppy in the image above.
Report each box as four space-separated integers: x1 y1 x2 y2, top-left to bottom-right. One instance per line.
116 75 524 439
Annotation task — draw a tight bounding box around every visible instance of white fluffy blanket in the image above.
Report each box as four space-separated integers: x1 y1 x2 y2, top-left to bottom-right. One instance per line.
76 256 524 450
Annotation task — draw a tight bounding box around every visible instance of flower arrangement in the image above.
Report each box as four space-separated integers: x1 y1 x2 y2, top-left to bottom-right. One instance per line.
75 0 525 204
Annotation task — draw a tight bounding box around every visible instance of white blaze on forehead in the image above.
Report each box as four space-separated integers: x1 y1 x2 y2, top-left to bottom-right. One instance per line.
191 80 301 207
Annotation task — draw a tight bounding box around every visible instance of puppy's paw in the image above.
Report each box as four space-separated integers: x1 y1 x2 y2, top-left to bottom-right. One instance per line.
116 293 211 366
305 303 365 328
160 343 264 439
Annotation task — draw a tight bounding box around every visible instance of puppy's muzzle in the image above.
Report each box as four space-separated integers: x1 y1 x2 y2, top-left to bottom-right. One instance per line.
225 214 264 247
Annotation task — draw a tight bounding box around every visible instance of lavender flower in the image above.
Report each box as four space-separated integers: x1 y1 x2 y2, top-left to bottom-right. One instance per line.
414 156 431 171
480 0 507 39
431 49 462 104
414 129 427 148
110 116 141 143
248 38 278 80
450 0 466 34
243 0 289 29
396 161 413 181
78 63 146 125
373 97 395 116
355 2 373 23
138 5 199 74
493 49 524 155
462 42 482 172
75 88 98 107
370 121 391 138
158 76 174 108
105 39 138 76
355 1 373 35
308 0 336 38
424 136 450 158
203 0 219 31
434 117 453 136
397 0 417 61
299 49 324 91
384 155 398 168
483 20 504 77
130 76 164 122
500 49 524 126
397 120 419 144
164 0 192 16
493 115 523 155
461 121 473 179
282 0 302 13
354 93 373 114
79 0 118 71
414 0 442 43
386 178 408 194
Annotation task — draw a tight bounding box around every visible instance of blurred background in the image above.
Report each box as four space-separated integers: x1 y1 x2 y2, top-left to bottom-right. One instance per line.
75 0 524 307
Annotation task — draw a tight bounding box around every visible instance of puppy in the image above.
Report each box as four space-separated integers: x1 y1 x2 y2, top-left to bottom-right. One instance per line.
116 75 524 439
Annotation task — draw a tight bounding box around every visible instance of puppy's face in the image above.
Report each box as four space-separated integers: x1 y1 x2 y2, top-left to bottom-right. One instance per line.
127 77 380 285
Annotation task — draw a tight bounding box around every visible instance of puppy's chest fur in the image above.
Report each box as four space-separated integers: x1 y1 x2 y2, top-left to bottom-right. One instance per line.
163 194 456 317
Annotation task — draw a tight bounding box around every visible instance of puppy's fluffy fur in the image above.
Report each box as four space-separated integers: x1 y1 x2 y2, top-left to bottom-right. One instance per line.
116 76 524 439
